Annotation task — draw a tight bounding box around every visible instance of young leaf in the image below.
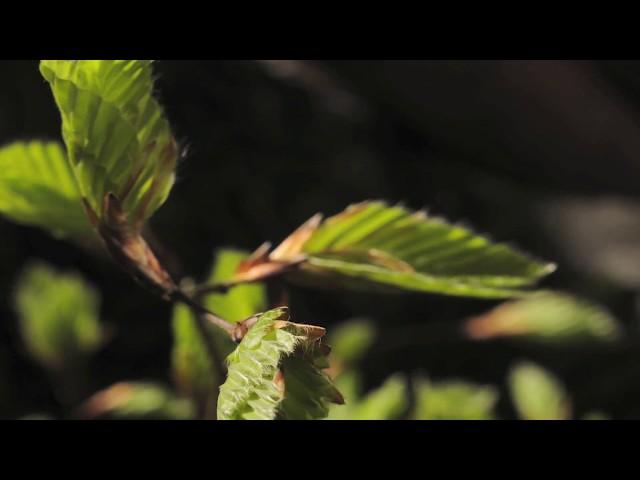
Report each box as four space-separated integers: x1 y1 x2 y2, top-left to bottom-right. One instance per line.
76 382 194 420
412 377 498 420
0 141 91 238
508 361 571 420
235 201 555 299
39 60 178 230
465 291 621 344
15 262 104 371
217 307 342 420
40 60 180 298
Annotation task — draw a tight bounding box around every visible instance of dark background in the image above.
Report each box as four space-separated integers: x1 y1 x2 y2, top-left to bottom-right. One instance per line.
3 60 640 419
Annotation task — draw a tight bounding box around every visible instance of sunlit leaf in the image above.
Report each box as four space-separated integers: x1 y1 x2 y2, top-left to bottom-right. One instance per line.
508 361 571 420
0 141 92 238
465 291 621 344
40 60 177 230
77 382 194 420
412 377 498 420
237 201 555 299
15 262 104 371
217 307 342 420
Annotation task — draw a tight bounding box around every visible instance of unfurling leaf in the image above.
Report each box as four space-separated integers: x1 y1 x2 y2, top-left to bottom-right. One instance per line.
40 60 180 297
235 201 555 299
217 307 342 420
15 262 104 370
412 377 498 420
465 291 621 344
77 382 194 420
40 60 177 230
171 250 265 416
508 361 571 420
0 141 92 238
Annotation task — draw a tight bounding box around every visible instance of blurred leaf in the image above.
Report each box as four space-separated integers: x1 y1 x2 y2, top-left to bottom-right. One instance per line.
412 377 498 420
328 373 408 420
466 291 621 344
15 262 104 371
205 249 269 323
171 250 266 415
77 382 194 419
171 303 230 417
328 318 376 366
217 307 342 420
237 201 555 299
508 361 571 420
0 141 92 238
40 60 177 229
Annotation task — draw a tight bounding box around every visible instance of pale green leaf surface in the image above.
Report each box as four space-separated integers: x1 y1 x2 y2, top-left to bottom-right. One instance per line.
15 262 103 370
412 377 498 420
295 201 555 298
0 141 91 238
40 60 177 227
509 361 571 420
466 291 621 344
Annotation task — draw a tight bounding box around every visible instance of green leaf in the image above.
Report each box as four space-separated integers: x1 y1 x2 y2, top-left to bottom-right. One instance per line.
0 141 92 238
205 249 269 323
171 303 229 417
171 250 263 416
40 60 177 229
328 373 408 420
238 201 555 299
217 307 342 420
412 377 498 420
15 262 104 370
77 382 194 420
508 361 571 420
465 291 622 344
328 318 377 366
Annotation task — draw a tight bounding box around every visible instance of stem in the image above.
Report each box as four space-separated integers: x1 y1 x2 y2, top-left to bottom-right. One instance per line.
171 289 235 336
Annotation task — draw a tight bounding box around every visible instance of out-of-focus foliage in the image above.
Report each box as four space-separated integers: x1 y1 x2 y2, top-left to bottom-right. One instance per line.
327 319 407 420
329 373 408 420
40 60 177 229
328 318 376 366
15 262 104 371
77 382 194 420
205 249 268 323
508 361 571 420
217 307 341 420
172 249 266 416
0 141 91 238
237 201 556 298
412 377 498 420
466 291 621 344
